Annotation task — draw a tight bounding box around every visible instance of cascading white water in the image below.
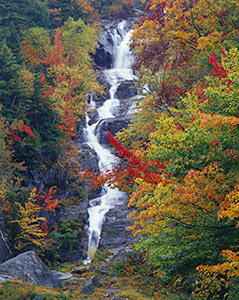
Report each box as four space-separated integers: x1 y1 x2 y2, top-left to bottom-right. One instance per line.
84 21 135 264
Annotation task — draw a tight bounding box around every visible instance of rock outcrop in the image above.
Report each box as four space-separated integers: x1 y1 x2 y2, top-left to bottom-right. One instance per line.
93 19 136 69
95 117 131 144
93 20 119 68
0 222 13 263
0 251 62 288
26 168 66 191
93 71 111 105
115 80 138 100
77 144 99 174
77 143 101 199
100 202 137 251
80 274 100 294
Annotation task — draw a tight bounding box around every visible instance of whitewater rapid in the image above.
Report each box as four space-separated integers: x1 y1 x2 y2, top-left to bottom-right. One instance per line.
84 20 135 263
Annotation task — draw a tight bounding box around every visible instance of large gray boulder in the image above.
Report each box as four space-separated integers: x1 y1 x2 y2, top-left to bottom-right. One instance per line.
95 117 131 144
0 251 62 288
115 80 138 100
80 274 100 294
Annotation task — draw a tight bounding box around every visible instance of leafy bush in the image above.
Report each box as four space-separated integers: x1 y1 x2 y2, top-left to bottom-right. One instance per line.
39 217 84 265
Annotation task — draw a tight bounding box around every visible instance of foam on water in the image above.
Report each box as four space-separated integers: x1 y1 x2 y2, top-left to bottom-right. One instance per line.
84 21 135 264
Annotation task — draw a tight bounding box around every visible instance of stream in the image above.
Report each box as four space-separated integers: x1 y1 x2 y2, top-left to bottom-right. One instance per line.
84 20 135 263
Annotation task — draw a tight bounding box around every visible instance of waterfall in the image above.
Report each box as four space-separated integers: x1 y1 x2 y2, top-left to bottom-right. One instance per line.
84 21 135 264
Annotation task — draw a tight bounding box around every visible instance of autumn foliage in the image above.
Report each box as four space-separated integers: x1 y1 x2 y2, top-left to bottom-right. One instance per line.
0 0 103 261
91 1 239 297
1 0 239 297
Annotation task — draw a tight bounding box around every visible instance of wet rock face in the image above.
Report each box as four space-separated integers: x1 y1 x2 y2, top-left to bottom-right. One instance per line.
94 44 113 69
95 117 131 144
0 222 12 263
0 240 11 264
93 20 118 68
77 144 100 174
87 110 99 126
115 80 138 100
93 19 136 69
0 251 62 288
100 202 137 251
77 143 101 199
